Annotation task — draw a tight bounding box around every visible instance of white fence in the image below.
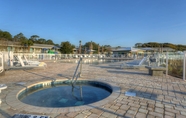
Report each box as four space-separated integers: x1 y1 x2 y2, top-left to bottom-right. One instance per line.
13 53 107 61
0 52 4 73
1 51 186 80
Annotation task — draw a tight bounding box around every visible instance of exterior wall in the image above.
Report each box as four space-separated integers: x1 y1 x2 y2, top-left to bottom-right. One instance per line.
0 41 56 53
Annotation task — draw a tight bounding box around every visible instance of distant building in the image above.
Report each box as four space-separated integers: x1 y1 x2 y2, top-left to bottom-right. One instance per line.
112 47 144 55
0 41 60 53
112 47 175 57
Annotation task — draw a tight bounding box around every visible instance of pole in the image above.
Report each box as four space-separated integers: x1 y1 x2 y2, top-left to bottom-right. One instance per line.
166 51 168 76
183 51 186 81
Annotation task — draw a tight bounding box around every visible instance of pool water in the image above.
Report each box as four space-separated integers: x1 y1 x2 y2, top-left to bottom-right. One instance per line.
19 81 112 107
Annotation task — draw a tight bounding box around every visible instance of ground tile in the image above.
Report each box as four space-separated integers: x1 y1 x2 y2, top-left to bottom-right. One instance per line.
180 111 186 116
146 114 155 118
126 110 137 115
176 114 186 118
90 109 104 116
56 114 69 118
124 113 134 118
87 114 99 118
135 112 146 118
149 111 163 117
110 105 119 110
164 115 174 118
82 110 91 115
165 111 175 117
66 112 79 117
74 113 87 118
101 112 117 118
139 108 148 114
154 107 164 114
120 105 130 110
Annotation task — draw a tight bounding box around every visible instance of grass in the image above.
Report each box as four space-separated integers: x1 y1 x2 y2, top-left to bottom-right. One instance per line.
168 59 184 78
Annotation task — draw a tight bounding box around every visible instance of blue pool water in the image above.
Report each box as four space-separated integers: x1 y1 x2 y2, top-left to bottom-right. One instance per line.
19 81 112 107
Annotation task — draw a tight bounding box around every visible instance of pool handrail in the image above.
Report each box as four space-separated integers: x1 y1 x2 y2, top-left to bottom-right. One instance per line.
71 57 82 87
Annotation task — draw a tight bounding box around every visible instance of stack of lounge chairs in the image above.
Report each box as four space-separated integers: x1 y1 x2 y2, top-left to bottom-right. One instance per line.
10 55 47 69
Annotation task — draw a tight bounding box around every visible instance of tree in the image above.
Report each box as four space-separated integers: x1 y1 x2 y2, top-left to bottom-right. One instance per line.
135 43 143 48
54 43 60 47
46 39 54 45
115 46 121 49
29 35 39 43
60 41 74 54
13 33 28 44
37 38 46 44
103 45 112 54
14 33 34 52
0 30 12 41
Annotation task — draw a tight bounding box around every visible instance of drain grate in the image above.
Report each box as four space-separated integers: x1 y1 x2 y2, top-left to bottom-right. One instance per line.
125 91 136 97
12 114 49 118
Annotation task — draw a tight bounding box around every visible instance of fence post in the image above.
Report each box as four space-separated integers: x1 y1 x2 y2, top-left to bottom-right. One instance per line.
0 52 4 75
183 51 186 81
9 51 13 66
166 52 168 76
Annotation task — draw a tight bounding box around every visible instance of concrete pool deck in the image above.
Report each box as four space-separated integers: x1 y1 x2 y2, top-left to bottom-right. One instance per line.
0 61 186 118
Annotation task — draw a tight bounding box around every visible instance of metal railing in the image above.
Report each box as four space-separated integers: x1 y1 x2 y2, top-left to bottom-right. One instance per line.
71 57 82 87
71 57 83 100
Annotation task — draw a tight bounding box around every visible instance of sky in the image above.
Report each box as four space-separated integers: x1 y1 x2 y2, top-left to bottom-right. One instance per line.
0 0 186 47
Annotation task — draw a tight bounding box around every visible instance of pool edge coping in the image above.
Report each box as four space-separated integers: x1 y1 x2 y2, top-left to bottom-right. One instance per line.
6 78 121 114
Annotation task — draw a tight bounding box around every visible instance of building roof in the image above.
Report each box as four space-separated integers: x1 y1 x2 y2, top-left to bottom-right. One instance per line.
31 44 54 49
112 47 144 52
113 47 175 52
0 41 56 49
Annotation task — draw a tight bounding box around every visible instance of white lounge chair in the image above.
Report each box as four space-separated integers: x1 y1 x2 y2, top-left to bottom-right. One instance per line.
23 55 41 65
10 56 47 69
120 57 150 70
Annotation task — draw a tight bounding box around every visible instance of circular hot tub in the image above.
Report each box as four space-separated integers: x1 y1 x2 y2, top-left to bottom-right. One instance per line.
6 79 120 113
18 80 112 107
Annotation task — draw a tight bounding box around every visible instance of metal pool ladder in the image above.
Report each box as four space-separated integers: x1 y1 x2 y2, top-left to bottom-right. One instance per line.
71 57 82 87
71 57 83 100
